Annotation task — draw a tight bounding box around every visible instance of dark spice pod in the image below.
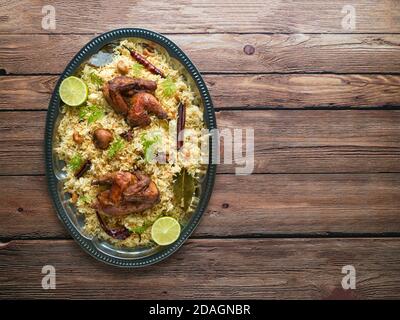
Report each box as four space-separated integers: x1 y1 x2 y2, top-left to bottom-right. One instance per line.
176 102 186 150
120 130 133 142
96 211 132 240
123 45 165 78
75 160 92 179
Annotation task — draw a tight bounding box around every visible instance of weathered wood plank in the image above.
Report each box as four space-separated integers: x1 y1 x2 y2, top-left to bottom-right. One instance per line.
1 238 399 299
1 34 400 74
0 112 44 175
0 176 67 238
0 76 57 110
218 110 400 174
1 110 400 175
1 0 399 34
1 174 399 239
2 74 400 111
206 74 400 109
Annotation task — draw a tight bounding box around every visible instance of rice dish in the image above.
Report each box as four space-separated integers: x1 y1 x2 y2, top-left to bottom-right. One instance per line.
55 38 206 247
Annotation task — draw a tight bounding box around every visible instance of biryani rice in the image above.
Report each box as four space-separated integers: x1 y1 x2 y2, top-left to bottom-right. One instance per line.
55 39 205 247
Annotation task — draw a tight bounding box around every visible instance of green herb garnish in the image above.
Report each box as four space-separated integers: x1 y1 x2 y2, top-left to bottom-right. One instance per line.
160 77 176 97
107 137 124 158
87 109 104 123
131 62 144 77
140 132 161 162
79 194 92 204
130 220 153 235
79 104 105 124
130 225 147 234
89 72 104 87
78 105 87 121
69 153 83 171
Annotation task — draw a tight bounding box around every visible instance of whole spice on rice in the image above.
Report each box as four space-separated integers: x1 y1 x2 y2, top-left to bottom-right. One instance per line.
75 159 92 178
123 45 165 78
120 130 133 142
96 212 131 240
176 102 186 150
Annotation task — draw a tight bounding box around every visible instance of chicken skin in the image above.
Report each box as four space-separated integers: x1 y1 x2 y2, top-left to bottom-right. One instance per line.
127 92 167 127
102 76 167 127
93 171 160 216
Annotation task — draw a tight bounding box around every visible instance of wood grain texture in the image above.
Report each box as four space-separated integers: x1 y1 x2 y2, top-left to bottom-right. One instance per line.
1 110 399 175
1 0 400 301
2 74 400 111
0 0 399 34
1 174 400 239
218 110 400 174
206 74 400 109
1 238 399 299
0 75 57 110
1 34 400 74
0 112 45 175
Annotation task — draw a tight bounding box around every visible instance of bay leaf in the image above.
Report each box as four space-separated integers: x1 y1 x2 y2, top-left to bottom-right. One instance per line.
173 169 195 212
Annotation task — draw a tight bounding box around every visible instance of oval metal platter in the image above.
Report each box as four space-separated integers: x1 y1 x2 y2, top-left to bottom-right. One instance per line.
45 28 217 267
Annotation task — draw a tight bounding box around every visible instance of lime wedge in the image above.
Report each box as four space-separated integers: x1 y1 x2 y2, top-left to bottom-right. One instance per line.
59 76 88 106
151 217 181 246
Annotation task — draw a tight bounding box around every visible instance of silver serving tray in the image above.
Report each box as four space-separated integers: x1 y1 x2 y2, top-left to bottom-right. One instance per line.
45 28 217 267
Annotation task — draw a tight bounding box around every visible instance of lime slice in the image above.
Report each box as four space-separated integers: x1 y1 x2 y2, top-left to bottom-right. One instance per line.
59 76 88 106
151 217 181 246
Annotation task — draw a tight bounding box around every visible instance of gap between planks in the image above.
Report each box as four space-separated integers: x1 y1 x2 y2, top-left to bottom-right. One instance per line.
2 74 400 110
3 233 400 244
1 238 400 299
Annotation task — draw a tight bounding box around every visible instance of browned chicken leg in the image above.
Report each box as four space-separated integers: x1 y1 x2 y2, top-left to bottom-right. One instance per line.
127 92 167 127
102 76 133 115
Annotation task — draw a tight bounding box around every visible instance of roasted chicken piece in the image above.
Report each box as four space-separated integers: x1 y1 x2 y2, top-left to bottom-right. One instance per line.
127 92 167 127
123 171 159 204
93 171 160 216
119 78 157 95
102 76 132 115
102 76 167 127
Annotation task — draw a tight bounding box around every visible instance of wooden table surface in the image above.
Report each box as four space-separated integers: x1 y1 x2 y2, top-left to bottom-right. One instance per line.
1 0 400 299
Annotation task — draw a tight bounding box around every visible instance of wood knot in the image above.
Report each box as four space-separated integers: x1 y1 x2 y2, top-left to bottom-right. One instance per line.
207 209 219 217
17 207 24 213
243 45 255 55
0 242 12 250
222 203 229 209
